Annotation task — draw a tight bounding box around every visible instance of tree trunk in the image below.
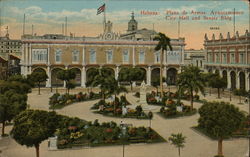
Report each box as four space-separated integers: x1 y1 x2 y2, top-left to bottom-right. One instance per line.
178 147 181 157
35 144 40 157
190 89 194 110
38 82 41 95
160 49 164 98
217 88 220 98
149 119 151 128
130 81 133 91
217 138 223 156
156 87 158 96
239 96 241 103
1 121 5 136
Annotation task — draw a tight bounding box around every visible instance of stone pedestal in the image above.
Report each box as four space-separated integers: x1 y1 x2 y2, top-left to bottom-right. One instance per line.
48 136 58 150
139 81 147 105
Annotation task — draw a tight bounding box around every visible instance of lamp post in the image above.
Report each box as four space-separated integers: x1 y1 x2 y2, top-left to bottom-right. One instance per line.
120 121 127 157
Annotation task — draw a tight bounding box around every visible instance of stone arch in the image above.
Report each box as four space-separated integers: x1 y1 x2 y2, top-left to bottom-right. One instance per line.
51 68 64 87
86 68 99 87
151 68 160 85
214 69 219 75
230 71 236 90
167 68 177 85
32 67 47 87
69 67 81 86
222 70 227 80
239 71 245 90
208 68 212 73
100 67 115 77
139 67 147 82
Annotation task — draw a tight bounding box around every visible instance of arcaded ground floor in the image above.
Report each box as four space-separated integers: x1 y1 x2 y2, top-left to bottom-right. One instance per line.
0 87 249 157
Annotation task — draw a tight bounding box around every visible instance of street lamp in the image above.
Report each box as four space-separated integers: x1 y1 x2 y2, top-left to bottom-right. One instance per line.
120 121 127 157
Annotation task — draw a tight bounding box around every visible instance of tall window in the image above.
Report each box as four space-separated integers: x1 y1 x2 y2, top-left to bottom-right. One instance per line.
154 51 160 63
32 49 48 63
139 50 145 64
72 50 79 63
55 49 62 63
90 49 96 63
222 53 227 63
230 53 235 63
123 50 129 63
106 50 113 64
239 53 244 64
215 53 220 63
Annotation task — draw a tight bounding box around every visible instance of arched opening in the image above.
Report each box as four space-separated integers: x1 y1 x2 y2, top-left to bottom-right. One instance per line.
140 68 147 82
230 71 236 90
51 68 64 87
70 68 81 86
239 72 245 90
222 70 227 80
208 69 212 73
32 68 47 87
151 68 160 85
101 67 115 78
167 68 177 85
86 68 99 87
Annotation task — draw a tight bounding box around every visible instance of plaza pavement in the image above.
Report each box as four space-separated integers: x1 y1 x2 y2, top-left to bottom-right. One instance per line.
0 87 248 157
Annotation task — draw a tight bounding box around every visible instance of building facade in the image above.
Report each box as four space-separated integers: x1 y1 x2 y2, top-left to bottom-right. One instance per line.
184 49 205 70
0 33 22 79
20 14 185 87
204 30 250 91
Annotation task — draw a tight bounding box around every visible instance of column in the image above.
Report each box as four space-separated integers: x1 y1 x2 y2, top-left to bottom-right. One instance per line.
46 66 51 87
81 66 86 87
47 45 50 65
82 46 86 65
245 72 249 91
227 70 231 89
181 45 185 64
29 44 32 66
236 71 240 89
147 66 151 86
115 66 119 80
132 46 135 67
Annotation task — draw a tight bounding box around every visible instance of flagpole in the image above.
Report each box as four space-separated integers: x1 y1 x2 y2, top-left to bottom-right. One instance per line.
103 4 106 33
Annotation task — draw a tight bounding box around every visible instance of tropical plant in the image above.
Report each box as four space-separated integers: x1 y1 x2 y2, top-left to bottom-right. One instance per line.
198 101 246 157
208 74 227 98
168 133 186 157
30 71 48 95
177 65 205 109
11 110 59 157
118 67 145 91
154 32 172 98
57 69 76 94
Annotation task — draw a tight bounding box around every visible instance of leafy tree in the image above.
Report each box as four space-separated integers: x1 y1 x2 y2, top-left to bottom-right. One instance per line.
0 80 31 94
168 133 186 157
57 69 76 94
7 74 34 87
91 68 116 100
151 77 166 96
234 89 247 104
154 32 172 98
148 111 153 128
208 74 227 98
0 90 27 136
177 65 205 109
118 67 145 91
30 71 48 95
11 110 59 157
198 101 246 157
86 68 99 91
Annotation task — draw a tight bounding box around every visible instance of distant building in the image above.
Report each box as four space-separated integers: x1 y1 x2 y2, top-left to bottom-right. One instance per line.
0 33 22 79
20 13 186 87
184 49 205 70
204 30 250 91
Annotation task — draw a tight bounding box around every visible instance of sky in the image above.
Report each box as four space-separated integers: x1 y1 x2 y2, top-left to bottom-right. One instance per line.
0 0 249 49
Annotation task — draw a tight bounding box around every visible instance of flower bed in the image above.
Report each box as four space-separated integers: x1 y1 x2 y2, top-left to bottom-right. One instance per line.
49 92 101 109
91 96 149 119
56 118 165 149
158 99 197 118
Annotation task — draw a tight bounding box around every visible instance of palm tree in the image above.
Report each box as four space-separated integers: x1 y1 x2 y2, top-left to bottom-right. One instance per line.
177 65 205 109
168 133 186 157
154 32 172 98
